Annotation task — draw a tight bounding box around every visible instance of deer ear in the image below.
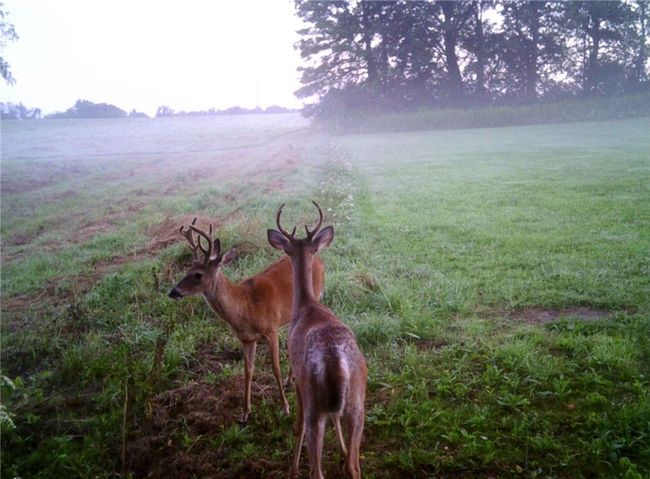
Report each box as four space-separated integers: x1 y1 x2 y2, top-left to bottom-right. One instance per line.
212 238 222 259
313 225 334 252
267 229 290 251
220 247 237 266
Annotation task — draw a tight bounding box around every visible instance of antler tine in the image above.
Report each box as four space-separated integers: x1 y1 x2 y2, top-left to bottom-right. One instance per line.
180 218 200 259
189 222 214 263
304 200 324 240
276 203 297 240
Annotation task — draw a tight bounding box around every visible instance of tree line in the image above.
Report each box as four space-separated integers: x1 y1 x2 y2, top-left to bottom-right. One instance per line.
0 101 295 120
295 0 650 116
154 105 294 117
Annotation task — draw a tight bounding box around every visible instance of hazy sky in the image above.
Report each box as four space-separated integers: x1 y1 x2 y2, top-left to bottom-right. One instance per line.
2 0 305 116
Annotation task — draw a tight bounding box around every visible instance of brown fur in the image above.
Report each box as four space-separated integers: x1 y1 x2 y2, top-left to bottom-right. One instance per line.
268 207 367 479
170 247 325 423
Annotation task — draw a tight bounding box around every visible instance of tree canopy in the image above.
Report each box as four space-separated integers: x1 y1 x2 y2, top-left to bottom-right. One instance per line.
295 0 650 117
0 2 18 85
46 100 128 119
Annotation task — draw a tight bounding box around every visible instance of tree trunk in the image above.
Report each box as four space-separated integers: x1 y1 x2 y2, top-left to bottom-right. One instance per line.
440 1 464 97
636 0 648 84
473 1 486 101
526 2 540 99
362 2 377 85
380 33 389 87
585 11 601 93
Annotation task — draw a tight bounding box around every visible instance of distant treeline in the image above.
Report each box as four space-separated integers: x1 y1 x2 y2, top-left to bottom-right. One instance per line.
154 105 295 117
0 103 41 120
0 100 295 120
45 100 147 119
0 100 147 120
295 0 650 117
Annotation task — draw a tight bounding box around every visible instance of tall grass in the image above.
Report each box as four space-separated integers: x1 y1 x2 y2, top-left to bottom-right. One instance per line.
319 92 650 134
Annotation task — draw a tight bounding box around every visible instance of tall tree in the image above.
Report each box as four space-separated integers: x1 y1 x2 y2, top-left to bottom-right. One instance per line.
435 1 474 99
563 1 635 94
294 1 374 112
293 0 650 116
630 0 650 86
498 1 566 99
463 0 499 102
471 1 488 99
381 1 439 106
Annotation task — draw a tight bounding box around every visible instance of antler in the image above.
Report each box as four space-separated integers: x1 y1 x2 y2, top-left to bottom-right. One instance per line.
304 201 324 240
180 217 200 259
179 217 214 263
189 222 214 263
276 203 297 240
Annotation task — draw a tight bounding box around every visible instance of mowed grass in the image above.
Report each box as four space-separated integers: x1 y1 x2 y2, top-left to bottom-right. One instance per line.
331 118 650 477
1 115 650 478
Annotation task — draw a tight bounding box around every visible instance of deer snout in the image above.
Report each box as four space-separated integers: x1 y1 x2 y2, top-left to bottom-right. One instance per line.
168 287 183 300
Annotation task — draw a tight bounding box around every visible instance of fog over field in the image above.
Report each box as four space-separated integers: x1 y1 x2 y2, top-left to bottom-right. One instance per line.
2 113 649 478
2 1 650 478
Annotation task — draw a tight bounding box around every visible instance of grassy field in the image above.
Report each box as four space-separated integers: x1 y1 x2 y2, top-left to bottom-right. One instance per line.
1 114 649 478
318 92 650 134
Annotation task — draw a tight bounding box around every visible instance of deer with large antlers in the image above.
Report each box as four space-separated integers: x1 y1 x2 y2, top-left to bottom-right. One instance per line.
168 218 325 424
267 202 367 479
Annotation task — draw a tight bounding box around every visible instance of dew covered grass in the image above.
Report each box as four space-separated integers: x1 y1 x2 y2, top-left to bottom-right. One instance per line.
1 114 649 478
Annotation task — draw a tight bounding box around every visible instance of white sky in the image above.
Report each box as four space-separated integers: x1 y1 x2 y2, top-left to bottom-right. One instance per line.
1 0 305 116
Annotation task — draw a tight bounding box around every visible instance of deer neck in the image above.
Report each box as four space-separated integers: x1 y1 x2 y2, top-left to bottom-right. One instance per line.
289 248 317 317
203 269 241 321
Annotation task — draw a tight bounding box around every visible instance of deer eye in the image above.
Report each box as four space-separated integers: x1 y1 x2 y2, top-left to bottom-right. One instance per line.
193 272 203 281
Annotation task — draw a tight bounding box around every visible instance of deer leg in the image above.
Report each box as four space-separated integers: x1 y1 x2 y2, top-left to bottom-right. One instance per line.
290 384 305 479
267 332 290 416
343 407 364 479
239 340 257 424
305 410 326 479
331 413 348 464
284 365 294 391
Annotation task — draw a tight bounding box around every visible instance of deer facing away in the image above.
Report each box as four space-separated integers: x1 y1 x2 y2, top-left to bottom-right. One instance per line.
168 219 325 424
267 202 368 479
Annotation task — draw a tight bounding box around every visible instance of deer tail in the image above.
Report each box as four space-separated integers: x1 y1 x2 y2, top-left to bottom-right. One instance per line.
321 351 348 413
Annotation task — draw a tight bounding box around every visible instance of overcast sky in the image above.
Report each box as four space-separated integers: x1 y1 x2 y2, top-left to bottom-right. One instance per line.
2 0 305 116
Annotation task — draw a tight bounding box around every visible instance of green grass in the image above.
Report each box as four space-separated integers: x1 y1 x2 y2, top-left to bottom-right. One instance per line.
1 113 649 478
319 92 650 134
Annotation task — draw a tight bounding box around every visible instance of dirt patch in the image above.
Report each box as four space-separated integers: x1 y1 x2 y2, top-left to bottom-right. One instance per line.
126 371 350 479
147 209 243 253
126 342 351 479
127 373 282 478
2 208 247 321
50 189 78 201
6 231 35 246
514 306 611 325
186 345 243 378
75 220 116 242
2 253 146 326
0 178 54 195
413 338 449 351
147 214 218 251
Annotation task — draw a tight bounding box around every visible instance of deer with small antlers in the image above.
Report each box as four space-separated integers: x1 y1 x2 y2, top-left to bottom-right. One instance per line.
168 218 325 424
267 202 367 479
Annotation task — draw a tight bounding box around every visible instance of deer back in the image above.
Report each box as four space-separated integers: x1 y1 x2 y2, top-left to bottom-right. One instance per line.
227 255 325 333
